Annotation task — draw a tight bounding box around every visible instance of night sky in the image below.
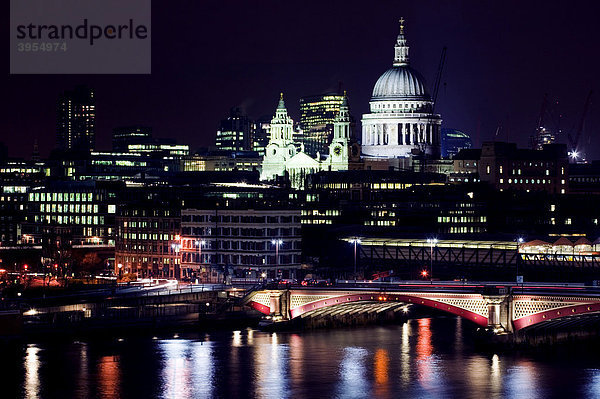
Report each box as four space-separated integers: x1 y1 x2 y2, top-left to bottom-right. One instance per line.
2 0 600 159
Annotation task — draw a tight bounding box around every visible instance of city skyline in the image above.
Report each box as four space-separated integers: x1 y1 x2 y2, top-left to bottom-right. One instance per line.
2 1 600 159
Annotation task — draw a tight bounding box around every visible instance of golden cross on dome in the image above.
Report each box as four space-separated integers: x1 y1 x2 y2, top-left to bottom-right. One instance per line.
399 17 405 34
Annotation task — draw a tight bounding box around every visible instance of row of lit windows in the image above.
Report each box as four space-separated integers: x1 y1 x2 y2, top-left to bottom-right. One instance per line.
29 192 94 202
364 220 396 226
33 214 103 225
39 203 99 213
449 226 485 233
500 178 561 185
301 209 340 216
91 160 147 167
438 216 487 223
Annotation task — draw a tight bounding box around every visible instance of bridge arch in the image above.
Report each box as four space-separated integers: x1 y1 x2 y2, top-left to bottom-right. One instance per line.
247 291 490 327
513 302 600 330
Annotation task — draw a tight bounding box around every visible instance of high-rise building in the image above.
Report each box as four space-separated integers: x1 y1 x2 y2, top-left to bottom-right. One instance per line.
56 86 96 152
299 94 345 157
441 128 472 158
215 108 253 151
112 126 152 152
361 19 441 159
252 116 271 156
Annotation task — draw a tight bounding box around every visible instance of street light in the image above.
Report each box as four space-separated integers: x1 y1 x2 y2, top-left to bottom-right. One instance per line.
515 237 524 287
349 238 361 280
194 239 206 282
271 239 283 278
426 238 438 283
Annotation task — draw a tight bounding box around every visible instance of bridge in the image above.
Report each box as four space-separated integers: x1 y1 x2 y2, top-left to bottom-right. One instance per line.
244 282 600 334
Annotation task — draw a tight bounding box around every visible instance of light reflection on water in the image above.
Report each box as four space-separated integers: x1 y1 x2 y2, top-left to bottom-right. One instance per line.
13 317 600 398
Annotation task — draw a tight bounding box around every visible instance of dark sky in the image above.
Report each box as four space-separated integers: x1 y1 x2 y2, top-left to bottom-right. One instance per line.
2 0 600 159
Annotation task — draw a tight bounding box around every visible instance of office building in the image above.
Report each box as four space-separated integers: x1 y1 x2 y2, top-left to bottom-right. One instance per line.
299 93 346 157
215 108 253 151
112 126 153 152
56 86 96 152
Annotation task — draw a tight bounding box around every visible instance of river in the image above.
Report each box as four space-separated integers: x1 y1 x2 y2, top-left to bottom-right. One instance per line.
7 316 600 398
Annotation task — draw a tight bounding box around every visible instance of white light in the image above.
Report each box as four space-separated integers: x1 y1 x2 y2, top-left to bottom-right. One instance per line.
23 309 38 316
518 237 524 243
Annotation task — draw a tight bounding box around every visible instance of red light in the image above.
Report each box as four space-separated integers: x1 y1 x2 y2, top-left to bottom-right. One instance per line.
421 270 428 277
23 264 28 270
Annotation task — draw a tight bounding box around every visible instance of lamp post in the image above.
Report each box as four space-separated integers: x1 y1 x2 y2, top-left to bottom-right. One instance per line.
195 239 206 283
516 237 524 288
427 238 438 283
171 238 182 280
271 239 283 279
349 238 361 281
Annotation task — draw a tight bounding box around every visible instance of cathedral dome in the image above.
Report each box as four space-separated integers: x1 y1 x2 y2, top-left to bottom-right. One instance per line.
371 66 429 101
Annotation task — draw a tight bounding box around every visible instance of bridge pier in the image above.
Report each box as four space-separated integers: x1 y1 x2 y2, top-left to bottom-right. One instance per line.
269 290 290 320
483 289 512 333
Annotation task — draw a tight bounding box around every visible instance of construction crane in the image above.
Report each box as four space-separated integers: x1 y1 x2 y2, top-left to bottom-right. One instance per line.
567 90 593 162
432 46 447 113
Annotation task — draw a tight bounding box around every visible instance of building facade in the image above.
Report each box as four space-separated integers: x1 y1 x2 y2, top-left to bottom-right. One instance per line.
114 191 181 278
298 93 346 157
23 181 120 246
441 128 472 159
180 208 302 280
361 20 441 160
215 108 254 151
112 126 152 152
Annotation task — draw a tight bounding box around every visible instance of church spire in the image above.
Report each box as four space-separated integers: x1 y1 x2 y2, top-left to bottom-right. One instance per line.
393 17 409 66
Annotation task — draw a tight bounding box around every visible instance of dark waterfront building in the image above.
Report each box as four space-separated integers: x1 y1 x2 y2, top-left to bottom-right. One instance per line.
112 126 153 152
440 128 472 159
215 108 254 151
115 188 182 278
298 93 346 157
181 206 302 281
56 86 96 152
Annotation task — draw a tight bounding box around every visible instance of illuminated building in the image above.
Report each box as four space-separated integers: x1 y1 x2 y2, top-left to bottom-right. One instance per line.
441 128 472 159
0 161 48 245
126 142 189 156
261 93 354 188
298 94 346 157
252 117 271 156
56 86 96 152
182 151 261 173
361 19 441 160
180 208 302 281
23 181 120 246
115 188 181 278
112 126 152 152
215 108 253 151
